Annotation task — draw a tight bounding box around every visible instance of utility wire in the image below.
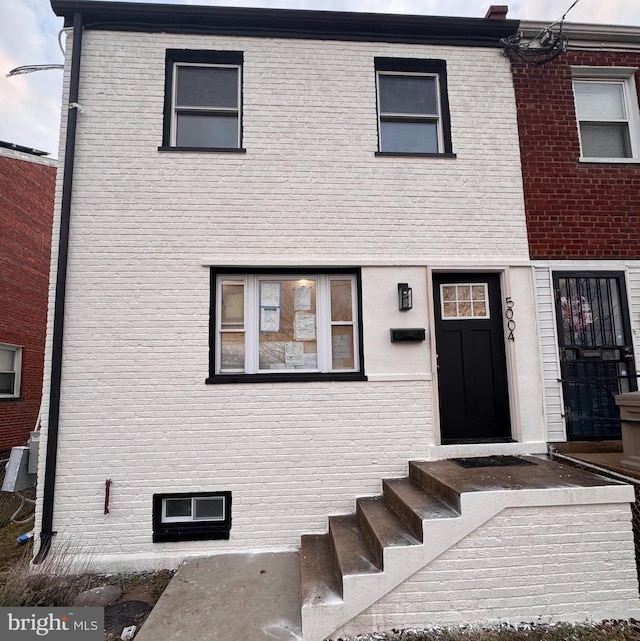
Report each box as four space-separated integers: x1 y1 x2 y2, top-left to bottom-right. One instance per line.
501 0 585 66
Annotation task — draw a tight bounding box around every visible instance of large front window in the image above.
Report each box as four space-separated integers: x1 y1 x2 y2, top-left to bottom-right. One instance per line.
210 271 363 381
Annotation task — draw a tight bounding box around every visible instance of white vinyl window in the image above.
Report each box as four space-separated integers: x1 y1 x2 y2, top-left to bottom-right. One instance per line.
572 68 640 161
162 496 226 523
0 344 22 398
215 274 359 375
172 63 241 148
377 72 443 153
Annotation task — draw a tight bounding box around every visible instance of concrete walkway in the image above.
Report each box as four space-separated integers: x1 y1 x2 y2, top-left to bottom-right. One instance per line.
136 552 302 641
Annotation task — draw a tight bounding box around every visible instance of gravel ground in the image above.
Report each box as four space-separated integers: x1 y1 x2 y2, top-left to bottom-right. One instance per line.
328 620 640 641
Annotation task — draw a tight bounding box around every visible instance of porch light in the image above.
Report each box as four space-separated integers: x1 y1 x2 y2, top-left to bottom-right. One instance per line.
398 283 413 311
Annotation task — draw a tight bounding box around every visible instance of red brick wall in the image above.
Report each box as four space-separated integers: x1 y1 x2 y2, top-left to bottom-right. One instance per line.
0 153 56 451
510 51 640 259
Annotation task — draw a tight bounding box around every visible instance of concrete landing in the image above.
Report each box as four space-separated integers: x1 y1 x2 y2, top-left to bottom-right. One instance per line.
411 454 624 494
136 552 302 641
554 441 640 481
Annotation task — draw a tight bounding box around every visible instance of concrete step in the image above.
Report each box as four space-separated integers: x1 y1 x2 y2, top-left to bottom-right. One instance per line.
382 477 459 540
409 460 462 511
301 456 631 641
356 495 420 568
300 473 467 641
328 514 381 589
300 534 341 609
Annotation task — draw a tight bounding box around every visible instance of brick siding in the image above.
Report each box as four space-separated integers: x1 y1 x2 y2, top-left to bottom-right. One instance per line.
511 51 640 260
0 151 55 451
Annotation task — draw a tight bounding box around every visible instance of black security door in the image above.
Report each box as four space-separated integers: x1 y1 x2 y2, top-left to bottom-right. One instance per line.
433 273 511 444
554 272 636 440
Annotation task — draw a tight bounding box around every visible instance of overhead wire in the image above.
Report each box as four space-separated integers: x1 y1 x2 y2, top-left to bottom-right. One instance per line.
500 0 585 66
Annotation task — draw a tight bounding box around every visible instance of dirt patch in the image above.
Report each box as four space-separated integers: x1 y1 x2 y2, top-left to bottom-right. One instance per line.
0 522 32 568
0 522 174 640
105 569 175 605
101 571 176 640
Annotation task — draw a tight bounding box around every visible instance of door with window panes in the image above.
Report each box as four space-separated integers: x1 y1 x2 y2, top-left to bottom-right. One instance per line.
433 273 511 444
554 272 636 440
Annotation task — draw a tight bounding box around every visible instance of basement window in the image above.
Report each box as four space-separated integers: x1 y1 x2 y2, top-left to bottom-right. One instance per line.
153 491 232 542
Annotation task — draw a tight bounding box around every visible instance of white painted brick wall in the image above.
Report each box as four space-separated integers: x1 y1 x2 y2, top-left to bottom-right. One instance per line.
335 504 640 637
36 29 538 568
69 31 528 263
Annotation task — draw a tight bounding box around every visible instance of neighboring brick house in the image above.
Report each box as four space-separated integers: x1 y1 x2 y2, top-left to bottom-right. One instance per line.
40 2 639 637
0 142 56 451
509 22 640 443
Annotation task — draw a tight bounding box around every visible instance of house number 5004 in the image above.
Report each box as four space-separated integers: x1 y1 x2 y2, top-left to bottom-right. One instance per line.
505 297 516 341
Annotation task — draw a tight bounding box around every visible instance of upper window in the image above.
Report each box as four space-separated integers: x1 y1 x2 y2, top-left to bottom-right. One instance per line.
209 270 365 382
0 344 22 399
375 58 453 156
572 67 640 161
162 50 243 151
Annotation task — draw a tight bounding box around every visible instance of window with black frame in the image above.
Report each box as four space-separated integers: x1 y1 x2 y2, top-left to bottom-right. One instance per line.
207 269 366 384
161 50 244 152
375 58 454 156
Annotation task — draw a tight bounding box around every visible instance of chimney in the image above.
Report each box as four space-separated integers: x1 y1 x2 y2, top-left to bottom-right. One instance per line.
485 5 508 20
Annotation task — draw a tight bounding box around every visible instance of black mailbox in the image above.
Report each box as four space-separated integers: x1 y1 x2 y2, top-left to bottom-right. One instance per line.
390 328 426 342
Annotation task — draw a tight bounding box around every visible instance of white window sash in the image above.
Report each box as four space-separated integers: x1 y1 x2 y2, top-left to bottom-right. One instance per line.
215 274 358 375
376 71 444 153
162 496 226 523
171 62 241 148
571 67 640 160
0 344 22 398
216 278 246 374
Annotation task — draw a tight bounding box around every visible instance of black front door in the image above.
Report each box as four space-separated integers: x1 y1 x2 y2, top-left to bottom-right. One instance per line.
433 273 511 444
554 272 636 440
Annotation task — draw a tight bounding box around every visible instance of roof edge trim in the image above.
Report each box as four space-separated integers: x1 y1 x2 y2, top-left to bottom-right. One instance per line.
50 1 519 47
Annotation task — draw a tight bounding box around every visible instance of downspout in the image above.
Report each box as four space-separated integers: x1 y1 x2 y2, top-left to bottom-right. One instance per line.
34 11 83 564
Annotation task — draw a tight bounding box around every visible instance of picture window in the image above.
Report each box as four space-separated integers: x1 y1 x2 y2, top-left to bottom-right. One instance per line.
209 269 365 383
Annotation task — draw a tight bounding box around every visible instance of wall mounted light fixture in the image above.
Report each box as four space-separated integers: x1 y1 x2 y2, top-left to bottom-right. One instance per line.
398 283 413 311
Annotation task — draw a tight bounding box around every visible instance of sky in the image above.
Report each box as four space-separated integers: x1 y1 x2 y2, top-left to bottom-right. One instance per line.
1 0 640 158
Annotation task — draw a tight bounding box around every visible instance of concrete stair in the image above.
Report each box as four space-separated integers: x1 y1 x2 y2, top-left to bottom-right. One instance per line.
300 460 510 641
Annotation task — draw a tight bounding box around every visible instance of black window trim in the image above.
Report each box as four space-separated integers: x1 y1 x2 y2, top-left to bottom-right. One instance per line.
207 266 367 384
160 49 245 152
153 491 232 543
374 57 454 157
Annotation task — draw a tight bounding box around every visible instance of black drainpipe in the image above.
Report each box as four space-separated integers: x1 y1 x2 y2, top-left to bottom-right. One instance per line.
34 11 83 564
